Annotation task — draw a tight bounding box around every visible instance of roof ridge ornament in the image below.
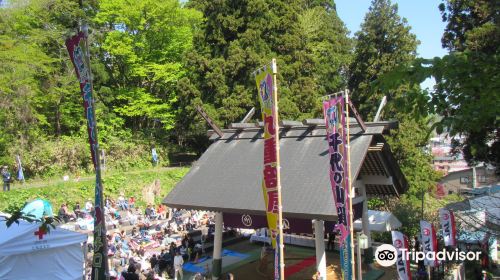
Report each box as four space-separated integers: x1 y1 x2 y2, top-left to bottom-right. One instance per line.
195 105 224 138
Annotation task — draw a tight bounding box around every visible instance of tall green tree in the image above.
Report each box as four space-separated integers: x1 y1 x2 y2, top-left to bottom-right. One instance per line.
176 0 352 149
0 0 84 162
438 0 499 168
348 0 419 120
379 0 499 170
93 0 202 140
0 0 202 176
348 0 440 235
439 0 499 54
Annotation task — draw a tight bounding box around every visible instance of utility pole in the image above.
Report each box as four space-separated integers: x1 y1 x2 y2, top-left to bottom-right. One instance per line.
472 166 477 188
421 188 425 220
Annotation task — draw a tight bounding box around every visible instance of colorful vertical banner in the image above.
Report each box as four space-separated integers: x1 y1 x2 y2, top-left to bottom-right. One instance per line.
256 60 284 280
420 220 438 267
392 231 412 280
439 208 457 247
16 155 24 181
255 63 279 249
323 96 352 280
66 31 107 280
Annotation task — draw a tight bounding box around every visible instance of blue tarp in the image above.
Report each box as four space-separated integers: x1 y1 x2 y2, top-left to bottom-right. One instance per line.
182 250 250 273
222 249 249 258
21 199 53 219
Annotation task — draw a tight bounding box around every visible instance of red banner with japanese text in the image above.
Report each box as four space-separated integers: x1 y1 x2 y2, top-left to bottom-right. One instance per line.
255 63 279 249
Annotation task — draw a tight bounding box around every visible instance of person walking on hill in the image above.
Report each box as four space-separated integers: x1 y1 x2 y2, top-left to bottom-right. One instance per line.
2 166 11 192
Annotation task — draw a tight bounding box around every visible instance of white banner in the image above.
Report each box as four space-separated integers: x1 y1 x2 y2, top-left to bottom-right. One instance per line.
391 231 412 280
420 220 438 267
439 208 457 247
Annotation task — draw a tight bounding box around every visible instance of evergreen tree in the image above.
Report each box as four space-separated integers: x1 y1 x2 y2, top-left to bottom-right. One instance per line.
379 0 499 170
439 0 499 54
438 0 499 168
347 0 440 233
348 0 418 120
176 0 352 149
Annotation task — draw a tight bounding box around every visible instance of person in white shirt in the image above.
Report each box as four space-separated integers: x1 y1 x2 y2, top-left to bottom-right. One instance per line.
118 192 128 210
173 251 184 280
85 199 93 212
127 209 138 225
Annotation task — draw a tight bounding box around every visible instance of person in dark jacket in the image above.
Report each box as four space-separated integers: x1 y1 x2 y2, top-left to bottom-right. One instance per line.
150 254 158 273
2 166 11 192
121 264 139 280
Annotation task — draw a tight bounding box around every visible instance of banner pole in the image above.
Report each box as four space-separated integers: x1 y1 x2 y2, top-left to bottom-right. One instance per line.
67 27 109 280
345 90 356 279
272 58 285 280
84 26 109 280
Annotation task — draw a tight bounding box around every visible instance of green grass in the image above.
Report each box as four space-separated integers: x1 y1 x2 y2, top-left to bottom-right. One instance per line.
0 167 189 213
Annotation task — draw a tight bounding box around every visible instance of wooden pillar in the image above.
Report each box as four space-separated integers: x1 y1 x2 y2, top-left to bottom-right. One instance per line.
358 180 372 246
212 212 223 279
314 220 327 279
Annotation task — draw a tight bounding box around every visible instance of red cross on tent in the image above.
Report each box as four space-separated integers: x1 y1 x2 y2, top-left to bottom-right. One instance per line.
34 227 47 240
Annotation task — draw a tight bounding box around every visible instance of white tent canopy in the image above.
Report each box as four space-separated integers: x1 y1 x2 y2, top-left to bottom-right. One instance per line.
354 210 402 232
0 218 87 280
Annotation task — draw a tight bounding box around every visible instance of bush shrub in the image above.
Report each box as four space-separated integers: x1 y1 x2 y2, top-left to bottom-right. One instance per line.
5 136 173 179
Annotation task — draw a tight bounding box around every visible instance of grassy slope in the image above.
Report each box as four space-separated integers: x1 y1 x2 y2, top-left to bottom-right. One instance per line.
0 167 189 213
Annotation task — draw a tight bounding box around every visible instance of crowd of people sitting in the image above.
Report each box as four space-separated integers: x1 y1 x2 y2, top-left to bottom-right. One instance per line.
61 192 217 280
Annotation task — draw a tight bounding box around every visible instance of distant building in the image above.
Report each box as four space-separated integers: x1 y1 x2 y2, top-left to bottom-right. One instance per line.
430 135 469 175
438 166 499 196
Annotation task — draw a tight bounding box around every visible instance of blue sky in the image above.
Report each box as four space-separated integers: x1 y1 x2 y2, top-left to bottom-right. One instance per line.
335 0 448 59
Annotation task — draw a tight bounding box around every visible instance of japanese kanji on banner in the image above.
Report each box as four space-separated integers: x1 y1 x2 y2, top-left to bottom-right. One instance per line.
323 96 352 280
420 220 438 267
439 208 457 247
66 32 107 280
392 231 412 280
255 62 279 249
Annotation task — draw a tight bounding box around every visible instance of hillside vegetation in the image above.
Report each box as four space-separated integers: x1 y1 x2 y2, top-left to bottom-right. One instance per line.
0 167 188 213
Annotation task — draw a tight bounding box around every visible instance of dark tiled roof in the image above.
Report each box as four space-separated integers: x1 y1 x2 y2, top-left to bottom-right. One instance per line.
163 121 408 220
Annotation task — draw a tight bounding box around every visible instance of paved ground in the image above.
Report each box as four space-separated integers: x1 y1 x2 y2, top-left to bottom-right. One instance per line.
196 240 398 280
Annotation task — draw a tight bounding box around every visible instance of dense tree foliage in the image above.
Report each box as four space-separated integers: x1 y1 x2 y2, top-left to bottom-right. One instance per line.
379 0 499 171
175 0 352 148
348 0 442 238
438 0 499 169
348 0 419 120
0 0 202 176
0 0 83 168
439 0 499 54
93 0 202 136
